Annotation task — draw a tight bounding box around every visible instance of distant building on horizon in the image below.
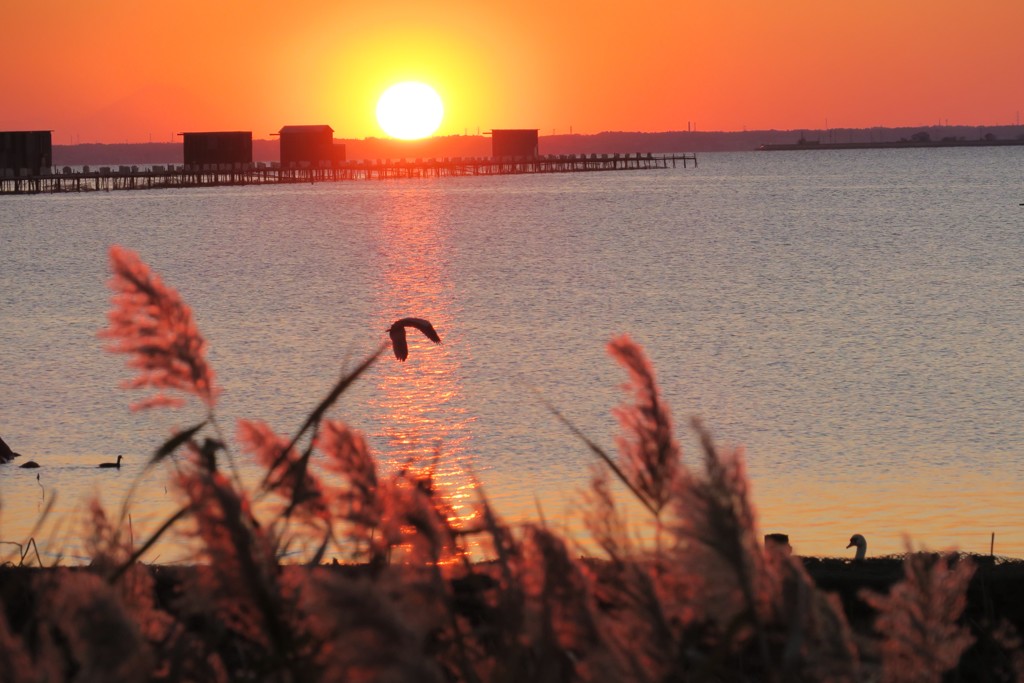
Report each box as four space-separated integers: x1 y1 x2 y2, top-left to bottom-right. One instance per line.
490 129 539 159
275 125 345 168
0 131 52 176
179 131 252 167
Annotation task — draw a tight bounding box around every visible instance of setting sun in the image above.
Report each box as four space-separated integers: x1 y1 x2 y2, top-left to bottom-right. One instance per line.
375 82 444 140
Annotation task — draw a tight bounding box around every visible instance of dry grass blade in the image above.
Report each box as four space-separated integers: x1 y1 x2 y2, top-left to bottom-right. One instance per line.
682 416 775 677
108 506 190 584
539 393 658 517
23 538 42 566
282 443 324 519
261 342 385 491
100 245 219 410
582 465 632 564
0 494 57 566
242 419 327 522
150 421 207 467
307 525 335 566
112 423 216 539
209 482 287 645
860 550 976 681
607 334 681 517
0 538 43 567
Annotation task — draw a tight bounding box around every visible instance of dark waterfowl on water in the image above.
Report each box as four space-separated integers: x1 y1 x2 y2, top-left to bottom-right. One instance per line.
98 455 124 469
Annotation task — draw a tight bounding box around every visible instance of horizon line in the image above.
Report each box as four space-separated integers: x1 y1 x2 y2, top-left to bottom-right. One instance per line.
43 121 1024 147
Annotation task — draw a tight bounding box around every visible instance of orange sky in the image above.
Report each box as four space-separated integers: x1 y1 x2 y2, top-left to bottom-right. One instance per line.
3 0 1022 143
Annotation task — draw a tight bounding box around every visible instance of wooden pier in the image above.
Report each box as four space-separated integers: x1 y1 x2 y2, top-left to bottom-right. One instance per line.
0 153 696 195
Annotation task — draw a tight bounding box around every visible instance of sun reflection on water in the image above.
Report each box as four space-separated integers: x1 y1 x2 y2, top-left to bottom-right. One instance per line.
371 187 478 530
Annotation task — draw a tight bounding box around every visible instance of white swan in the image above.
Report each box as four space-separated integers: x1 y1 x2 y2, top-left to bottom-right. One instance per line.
846 533 867 561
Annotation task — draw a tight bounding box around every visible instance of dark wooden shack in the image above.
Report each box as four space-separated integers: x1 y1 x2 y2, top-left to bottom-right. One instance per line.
0 131 52 176
490 129 539 159
180 131 252 167
276 125 344 168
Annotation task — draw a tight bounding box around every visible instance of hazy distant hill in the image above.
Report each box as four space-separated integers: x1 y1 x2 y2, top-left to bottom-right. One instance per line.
538 126 1024 154
51 125 1024 166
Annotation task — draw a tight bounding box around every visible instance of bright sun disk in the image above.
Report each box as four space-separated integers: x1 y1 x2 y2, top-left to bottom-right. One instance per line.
376 82 444 140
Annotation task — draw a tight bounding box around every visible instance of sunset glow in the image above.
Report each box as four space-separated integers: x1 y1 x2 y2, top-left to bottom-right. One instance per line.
1 0 1020 143
6 0 1024 677
376 82 444 139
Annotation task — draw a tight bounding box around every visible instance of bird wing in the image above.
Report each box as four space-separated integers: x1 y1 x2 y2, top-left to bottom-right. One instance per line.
400 317 441 344
389 324 409 361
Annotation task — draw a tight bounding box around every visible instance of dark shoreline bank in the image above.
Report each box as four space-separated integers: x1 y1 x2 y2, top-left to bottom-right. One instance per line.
4 554 1023 630
3 554 1023 679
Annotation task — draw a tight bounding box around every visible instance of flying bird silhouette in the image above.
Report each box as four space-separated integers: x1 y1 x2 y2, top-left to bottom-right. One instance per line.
388 317 441 361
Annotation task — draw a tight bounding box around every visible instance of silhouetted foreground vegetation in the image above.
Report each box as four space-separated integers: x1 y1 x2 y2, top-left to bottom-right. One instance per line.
2 246 1024 682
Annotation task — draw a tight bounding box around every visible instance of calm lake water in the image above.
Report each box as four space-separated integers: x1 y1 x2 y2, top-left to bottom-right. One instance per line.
2 147 1023 562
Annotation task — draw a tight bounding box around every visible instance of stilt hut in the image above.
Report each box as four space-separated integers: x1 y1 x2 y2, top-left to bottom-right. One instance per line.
0 131 52 176
179 131 252 168
275 125 344 168
490 129 539 159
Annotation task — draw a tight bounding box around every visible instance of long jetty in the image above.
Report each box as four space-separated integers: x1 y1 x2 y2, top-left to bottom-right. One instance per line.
758 139 1024 151
0 153 696 195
